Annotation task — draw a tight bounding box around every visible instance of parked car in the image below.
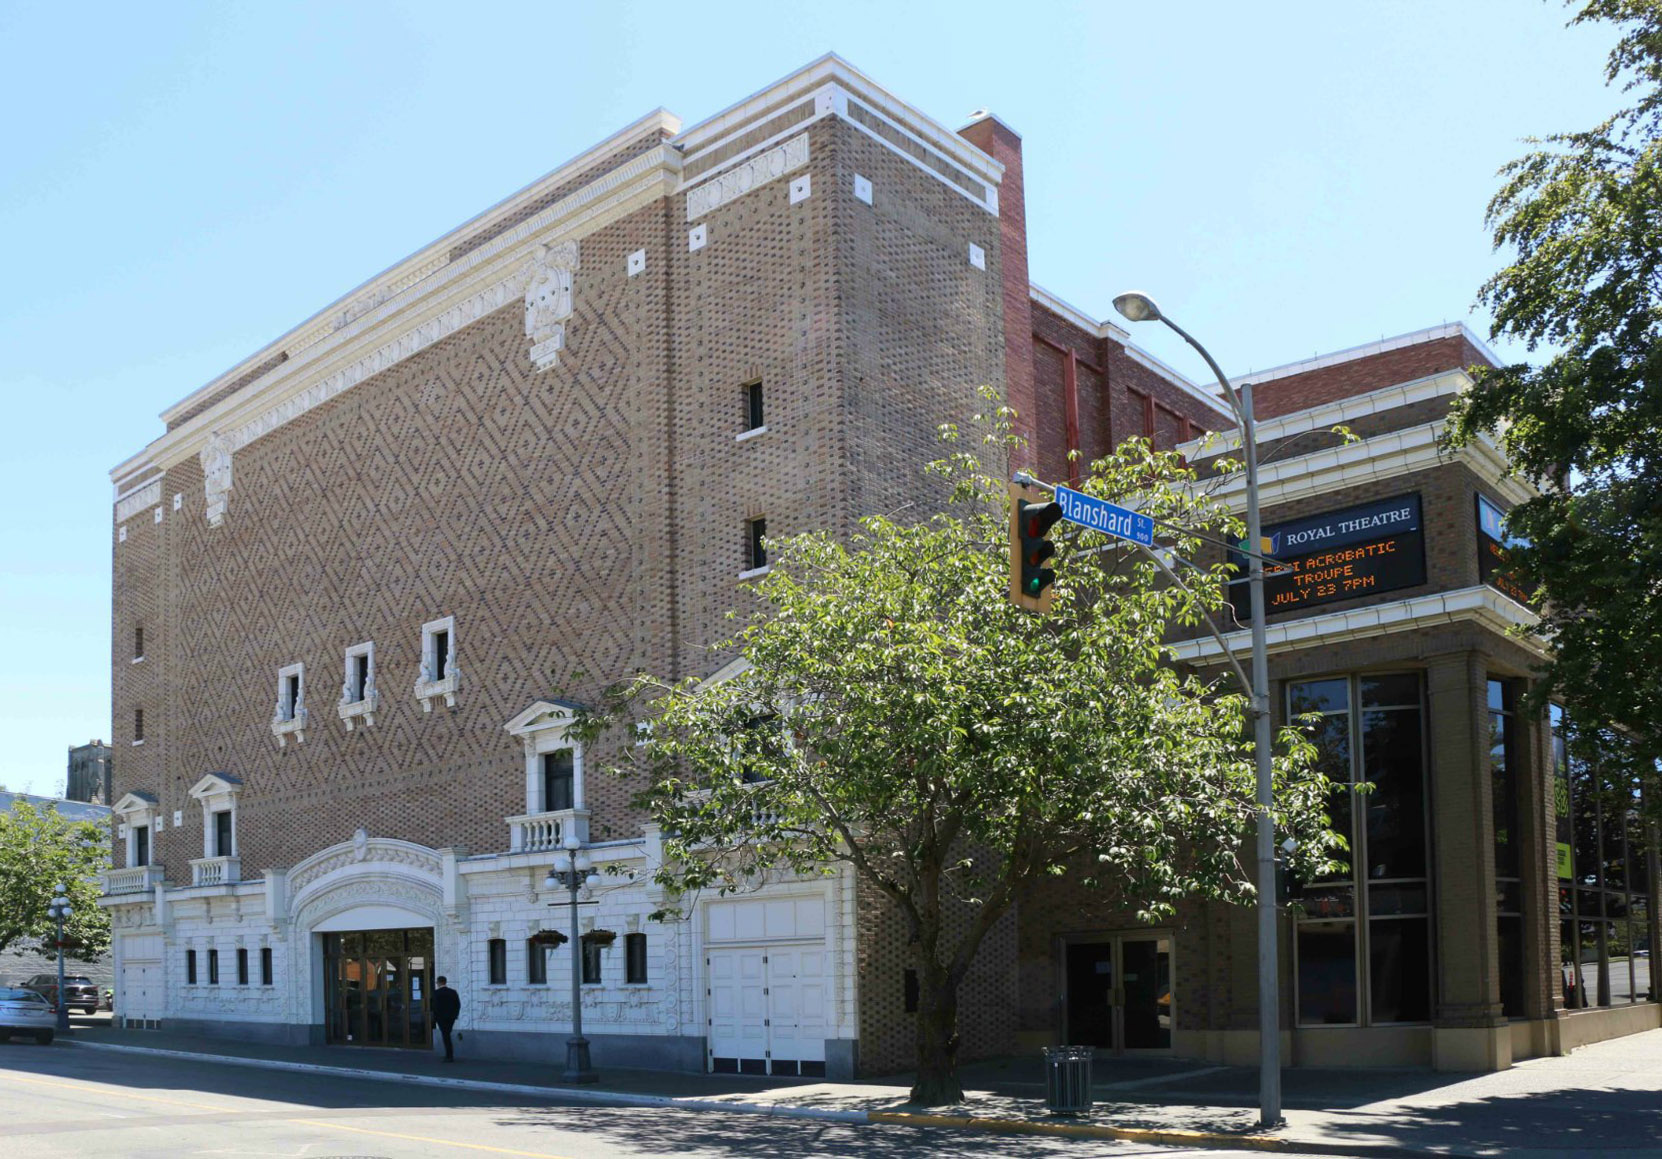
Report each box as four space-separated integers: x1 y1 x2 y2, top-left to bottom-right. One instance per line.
0 987 55 1044
24 974 98 1015
102 987 114 1010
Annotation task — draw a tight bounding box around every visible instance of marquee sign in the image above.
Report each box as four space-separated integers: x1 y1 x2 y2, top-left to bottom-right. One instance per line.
1476 493 1532 606
1230 493 1426 620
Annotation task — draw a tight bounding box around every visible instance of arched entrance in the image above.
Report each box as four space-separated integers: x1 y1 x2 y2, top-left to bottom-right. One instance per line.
321 926 434 1048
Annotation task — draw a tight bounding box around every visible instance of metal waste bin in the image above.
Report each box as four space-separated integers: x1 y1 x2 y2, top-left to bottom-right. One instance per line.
1042 1045 1094 1115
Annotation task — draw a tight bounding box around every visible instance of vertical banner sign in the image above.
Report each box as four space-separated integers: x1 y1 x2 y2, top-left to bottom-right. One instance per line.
1476 494 1532 606
1552 708 1573 880
1229 493 1426 621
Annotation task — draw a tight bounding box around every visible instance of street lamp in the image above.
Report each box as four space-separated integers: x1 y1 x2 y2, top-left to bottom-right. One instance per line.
1114 291 1282 1129
47 884 73 1034
542 832 601 1084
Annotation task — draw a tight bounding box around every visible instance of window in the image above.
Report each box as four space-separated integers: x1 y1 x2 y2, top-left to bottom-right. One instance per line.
748 518 767 572
186 949 197 985
542 750 575 813
1558 710 1654 1009
1489 678 1526 1017
744 381 764 432
488 938 506 985
1289 673 1432 1027
625 932 648 984
338 641 378 730
736 712 784 784
416 616 459 710
528 938 548 985
213 810 233 858
582 935 603 984
132 824 149 868
236 948 249 985
133 708 144 743
133 626 144 660
207 949 219 985
260 947 273 986
272 662 307 745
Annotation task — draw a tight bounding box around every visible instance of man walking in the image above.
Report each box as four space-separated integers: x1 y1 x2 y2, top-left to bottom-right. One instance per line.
433 975 461 1062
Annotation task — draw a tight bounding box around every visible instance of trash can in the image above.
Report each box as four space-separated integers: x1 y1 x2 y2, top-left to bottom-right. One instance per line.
1042 1045 1094 1115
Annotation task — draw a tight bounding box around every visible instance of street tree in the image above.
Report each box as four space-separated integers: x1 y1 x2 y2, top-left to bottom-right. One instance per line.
0 799 111 961
575 420 1343 1105
1448 0 1662 778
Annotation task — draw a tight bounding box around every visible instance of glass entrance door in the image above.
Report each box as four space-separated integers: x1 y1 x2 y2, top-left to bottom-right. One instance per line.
1064 934 1172 1053
322 928 433 1049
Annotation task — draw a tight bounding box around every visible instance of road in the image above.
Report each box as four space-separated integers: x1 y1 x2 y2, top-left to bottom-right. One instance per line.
0 1039 1309 1158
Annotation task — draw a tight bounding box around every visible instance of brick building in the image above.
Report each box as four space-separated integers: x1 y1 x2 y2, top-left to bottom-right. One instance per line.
66 738 112 804
101 55 1653 1076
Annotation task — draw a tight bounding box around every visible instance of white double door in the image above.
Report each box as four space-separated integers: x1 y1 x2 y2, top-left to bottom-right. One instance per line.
707 945 827 1076
118 934 164 1024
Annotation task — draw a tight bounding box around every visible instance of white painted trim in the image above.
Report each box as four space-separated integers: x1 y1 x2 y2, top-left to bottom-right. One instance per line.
338 640 378 730
1166 585 1543 666
271 662 306 747
1235 322 1500 386
1182 369 1473 455
735 425 768 443
738 565 772 581
1197 420 1537 511
416 615 459 711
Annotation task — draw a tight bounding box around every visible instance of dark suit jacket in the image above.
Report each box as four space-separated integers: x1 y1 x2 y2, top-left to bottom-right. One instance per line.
433 985 460 1026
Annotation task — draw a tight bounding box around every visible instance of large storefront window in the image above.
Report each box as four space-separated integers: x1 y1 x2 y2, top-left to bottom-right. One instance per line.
1289 673 1432 1026
1556 707 1656 1009
1489 679 1526 1018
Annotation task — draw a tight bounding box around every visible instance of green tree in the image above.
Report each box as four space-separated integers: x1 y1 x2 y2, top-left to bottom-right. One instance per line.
577 422 1342 1105
1448 1 1662 778
0 800 112 961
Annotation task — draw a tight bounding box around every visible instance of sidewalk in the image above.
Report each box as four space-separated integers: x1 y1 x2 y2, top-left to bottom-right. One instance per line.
61 1020 1662 1155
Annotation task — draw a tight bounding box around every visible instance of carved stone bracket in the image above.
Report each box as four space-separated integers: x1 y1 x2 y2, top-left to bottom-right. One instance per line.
200 431 234 527
524 240 579 372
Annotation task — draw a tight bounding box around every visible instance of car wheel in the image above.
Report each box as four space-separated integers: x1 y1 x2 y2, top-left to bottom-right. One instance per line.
83 1007 96 1016
35 1031 53 1045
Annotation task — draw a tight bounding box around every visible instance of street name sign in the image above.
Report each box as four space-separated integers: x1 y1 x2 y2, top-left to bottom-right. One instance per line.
1055 486 1155 547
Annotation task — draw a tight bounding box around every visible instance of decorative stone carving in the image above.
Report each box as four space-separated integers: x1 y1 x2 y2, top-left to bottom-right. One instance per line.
200 432 234 527
114 479 162 524
524 241 579 372
684 133 810 222
271 687 306 747
352 828 369 862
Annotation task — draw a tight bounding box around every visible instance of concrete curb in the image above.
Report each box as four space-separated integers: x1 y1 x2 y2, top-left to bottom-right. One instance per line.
69 1040 1441 1156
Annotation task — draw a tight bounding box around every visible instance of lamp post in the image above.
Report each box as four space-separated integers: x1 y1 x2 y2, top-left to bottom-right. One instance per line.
1113 291 1281 1129
47 884 72 1034
543 833 600 1083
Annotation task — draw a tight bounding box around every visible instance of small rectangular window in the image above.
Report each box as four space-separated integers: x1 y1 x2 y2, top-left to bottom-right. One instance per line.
261 947 273 985
745 381 764 431
186 949 197 985
134 708 145 742
748 517 767 571
134 626 144 659
582 937 602 984
214 810 233 858
625 932 648 984
542 750 575 813
434 629 450 680
488 938 506 985
282 673 301 720
236 948 249 985
528 939 548 985
132 825 149 868
208 948 219 985
352 653 369 701
904 968 919 1013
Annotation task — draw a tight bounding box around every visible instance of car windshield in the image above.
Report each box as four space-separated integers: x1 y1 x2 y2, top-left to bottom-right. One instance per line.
0 988 46 1002
64 977 93 985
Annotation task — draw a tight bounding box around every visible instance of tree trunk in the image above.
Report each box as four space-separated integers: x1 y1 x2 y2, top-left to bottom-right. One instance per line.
908 966 964 1105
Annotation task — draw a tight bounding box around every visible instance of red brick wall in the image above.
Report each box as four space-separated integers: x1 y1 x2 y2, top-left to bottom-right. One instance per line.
1248 336 1492 420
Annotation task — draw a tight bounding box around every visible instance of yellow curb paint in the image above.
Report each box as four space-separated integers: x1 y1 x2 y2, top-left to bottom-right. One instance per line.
868 1111 1291 1151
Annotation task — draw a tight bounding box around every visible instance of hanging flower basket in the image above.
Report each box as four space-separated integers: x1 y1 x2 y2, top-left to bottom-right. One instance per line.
583 928 617 948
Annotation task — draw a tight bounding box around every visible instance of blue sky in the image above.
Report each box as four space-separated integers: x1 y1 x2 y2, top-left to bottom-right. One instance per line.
0 1 1621 795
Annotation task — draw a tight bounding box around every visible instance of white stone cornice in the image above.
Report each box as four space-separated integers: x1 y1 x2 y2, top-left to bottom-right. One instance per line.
1182 369 1473 456
1197 420 1538 512
1166 585 1544 666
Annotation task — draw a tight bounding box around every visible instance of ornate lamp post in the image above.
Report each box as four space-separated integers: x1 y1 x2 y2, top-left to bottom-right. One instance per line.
1113 292 1281 1129
47 884 73 1033
543 832 601 1083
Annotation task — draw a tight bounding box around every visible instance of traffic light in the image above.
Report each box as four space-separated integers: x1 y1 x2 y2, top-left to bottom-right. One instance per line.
1009 482 1063 612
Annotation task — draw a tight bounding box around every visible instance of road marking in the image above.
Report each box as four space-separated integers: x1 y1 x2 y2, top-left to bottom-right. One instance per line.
0 1071 230 1112
288 1119 574 1158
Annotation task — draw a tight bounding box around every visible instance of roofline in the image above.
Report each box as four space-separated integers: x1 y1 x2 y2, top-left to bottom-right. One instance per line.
1234 322 1501 387
1027 283 1230 418
158 106 684 428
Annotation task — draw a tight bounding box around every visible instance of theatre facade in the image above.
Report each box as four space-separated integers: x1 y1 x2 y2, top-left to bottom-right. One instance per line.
100 55 1653 1077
